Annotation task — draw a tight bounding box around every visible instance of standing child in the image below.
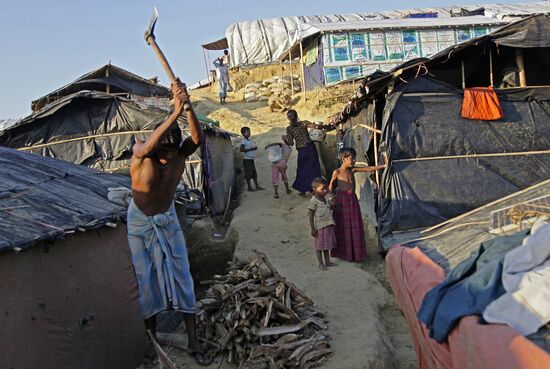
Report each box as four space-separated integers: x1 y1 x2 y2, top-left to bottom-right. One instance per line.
308 177 337 270
240 126 264 191
329 147 385 262
266 135 292 199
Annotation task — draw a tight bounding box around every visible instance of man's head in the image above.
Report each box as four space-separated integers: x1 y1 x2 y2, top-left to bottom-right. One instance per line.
155 122 182 152
241 126 251 138
224 49 229 56
286 109 298 124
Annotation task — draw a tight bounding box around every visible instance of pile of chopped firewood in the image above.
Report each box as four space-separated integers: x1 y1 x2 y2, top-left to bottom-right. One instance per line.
197 252 332 369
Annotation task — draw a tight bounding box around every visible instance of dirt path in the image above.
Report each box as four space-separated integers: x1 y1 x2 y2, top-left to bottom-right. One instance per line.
159 91 418 369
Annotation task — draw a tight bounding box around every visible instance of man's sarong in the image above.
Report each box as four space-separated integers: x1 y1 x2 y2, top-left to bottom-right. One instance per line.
292 142 321 193
127 199 196 319
332 190 367 261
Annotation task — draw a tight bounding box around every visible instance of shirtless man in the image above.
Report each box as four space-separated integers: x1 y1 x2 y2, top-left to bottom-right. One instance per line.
127 80 212 366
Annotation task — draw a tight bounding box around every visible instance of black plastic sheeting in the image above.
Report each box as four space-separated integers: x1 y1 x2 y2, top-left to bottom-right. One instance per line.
0 91 234 214
378 77 550 236
493 14 550 48
0 146 130 251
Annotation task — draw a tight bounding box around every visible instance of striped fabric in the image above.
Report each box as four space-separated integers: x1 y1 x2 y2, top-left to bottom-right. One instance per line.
127 200 196 318
332 191 367 261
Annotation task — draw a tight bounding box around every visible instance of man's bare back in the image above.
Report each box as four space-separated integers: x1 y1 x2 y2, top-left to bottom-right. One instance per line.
130 151 187 216
130 80 202 216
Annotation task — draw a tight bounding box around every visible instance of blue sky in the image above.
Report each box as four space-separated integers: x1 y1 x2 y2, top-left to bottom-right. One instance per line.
0 0 528 118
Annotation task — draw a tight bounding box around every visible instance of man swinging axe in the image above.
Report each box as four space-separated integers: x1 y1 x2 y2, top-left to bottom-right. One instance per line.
126 8 213 367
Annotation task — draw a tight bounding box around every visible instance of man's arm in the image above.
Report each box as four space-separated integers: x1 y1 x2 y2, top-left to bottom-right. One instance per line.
132 81 186 159
240 143 257 153
179 90 203 157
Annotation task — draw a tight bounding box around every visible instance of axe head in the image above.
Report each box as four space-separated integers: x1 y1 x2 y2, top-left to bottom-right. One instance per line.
144 7 159 44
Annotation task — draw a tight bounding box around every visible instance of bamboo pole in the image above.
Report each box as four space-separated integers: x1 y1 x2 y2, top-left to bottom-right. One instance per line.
202 48 210 81
489 47 494 87
515 49 527 87
299 41 306 102
289 48 294 97
393 150 550 163
373 130 380 188
461 60 466 89
105 65 110 94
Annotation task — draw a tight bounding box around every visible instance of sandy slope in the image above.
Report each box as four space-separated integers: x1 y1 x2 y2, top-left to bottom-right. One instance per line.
152 90 417 369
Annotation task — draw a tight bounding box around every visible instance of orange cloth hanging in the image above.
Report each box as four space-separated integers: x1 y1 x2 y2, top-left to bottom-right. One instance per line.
461 87 503 121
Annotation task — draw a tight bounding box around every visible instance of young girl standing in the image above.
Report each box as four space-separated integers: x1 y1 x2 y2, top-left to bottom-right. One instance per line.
329 147 385 262
308 177 337 270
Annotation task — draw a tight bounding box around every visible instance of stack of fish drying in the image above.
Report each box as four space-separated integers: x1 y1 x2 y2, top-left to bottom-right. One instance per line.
197 252 332 369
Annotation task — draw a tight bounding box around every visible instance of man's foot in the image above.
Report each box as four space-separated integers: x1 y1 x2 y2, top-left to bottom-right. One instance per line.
247 187 255 192
318 264 328 271
187 343 214 366
255 186 265 191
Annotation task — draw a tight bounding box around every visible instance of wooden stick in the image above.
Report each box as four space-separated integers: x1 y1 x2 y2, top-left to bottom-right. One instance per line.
147 330 178 369
420 178 550 234
403 221 490 244
354 124 382 134
223 185 232 224
393 149 550 163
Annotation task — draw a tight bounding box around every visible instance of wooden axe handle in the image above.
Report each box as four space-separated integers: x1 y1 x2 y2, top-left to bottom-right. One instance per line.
147 36 192 111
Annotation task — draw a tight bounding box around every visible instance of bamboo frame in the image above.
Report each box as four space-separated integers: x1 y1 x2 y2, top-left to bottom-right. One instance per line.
420 178 550 234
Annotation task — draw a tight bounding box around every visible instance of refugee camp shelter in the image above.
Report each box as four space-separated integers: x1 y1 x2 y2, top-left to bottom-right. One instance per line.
203 1 550 89
0 147 145 369
0 91 235 215
31 63 170 112
326 14 550 244
386 179 550 369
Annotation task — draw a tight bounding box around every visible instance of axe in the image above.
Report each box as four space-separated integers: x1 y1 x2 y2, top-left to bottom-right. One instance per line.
145 7 192 111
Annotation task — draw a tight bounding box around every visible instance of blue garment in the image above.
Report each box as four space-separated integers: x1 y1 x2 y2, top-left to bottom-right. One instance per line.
293 141 322 193
417 230 529 343
127 199 196 318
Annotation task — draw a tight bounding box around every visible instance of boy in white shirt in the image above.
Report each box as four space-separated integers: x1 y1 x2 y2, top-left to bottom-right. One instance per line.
240 126 264 191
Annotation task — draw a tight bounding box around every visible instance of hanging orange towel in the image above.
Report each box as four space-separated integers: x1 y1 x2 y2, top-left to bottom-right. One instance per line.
461 87 503 121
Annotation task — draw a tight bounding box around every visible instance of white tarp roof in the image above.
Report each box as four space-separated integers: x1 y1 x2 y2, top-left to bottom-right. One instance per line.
222 1 550 66
309 15 508 33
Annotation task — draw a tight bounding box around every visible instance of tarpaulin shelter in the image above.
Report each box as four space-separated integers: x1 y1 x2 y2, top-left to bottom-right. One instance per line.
204 2 550 89
31 63 170 112
327 14 550 244
0 147 145 369
0 91 235 215
385 179 550 369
